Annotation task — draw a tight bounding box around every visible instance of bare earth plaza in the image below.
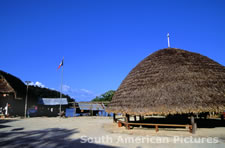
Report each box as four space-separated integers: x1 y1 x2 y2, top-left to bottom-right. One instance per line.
0 117 225 148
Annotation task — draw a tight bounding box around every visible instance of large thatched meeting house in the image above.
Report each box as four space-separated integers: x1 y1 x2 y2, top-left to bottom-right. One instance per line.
107 48 225 133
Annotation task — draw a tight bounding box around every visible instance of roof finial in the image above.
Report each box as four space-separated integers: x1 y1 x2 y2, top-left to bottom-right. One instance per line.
167 33 170 48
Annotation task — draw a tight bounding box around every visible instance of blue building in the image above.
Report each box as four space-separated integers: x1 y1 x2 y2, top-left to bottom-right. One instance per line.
38 98 68 116
77 102 109 116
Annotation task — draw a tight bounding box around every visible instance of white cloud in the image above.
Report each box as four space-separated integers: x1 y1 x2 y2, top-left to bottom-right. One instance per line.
62 84 71 92
80 89 92 94
35 81 45 88
61 84 98 101
29 81 45 88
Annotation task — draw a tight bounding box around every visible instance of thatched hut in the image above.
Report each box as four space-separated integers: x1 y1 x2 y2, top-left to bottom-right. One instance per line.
0 70 26 99
107 48 225 116
0 70 26 115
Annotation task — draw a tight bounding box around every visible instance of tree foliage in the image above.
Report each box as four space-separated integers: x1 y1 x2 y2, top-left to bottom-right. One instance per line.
24 86 74 106
29 86 73 101
92 90 115 102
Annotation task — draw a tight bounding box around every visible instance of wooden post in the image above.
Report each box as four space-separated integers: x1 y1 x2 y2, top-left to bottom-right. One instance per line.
155 125 159 132
191 116 197 134
127 124 130 130
125 114 129 129
118 121 122 127
139 115 143 128
193 123 197 133
204 113 208 119
134 116 136 122
113 113 116 123
189 125 192 133
191 116 194 125
140 116 144 121
125 114 129 123
90 104 93 116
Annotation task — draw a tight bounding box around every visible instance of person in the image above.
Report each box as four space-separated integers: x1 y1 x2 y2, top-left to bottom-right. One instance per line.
4 103 8 116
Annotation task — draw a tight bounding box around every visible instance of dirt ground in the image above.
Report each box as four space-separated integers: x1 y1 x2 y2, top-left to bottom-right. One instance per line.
0 117 225 148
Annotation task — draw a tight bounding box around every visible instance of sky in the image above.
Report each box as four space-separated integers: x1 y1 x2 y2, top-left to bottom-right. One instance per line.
0 0 225 101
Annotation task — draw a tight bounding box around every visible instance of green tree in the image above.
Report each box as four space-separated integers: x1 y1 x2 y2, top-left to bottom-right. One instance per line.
92 90 115 102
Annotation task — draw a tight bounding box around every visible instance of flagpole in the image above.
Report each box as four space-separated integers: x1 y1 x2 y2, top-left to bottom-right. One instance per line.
59 57 64 115
167 33 170 48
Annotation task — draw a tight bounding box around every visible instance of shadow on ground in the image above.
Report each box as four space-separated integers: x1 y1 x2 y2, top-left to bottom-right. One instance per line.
0 128 118 148
0 119 18 124
0 119 18 129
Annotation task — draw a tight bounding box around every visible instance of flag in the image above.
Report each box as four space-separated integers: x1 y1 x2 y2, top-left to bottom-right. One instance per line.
57 58 64 70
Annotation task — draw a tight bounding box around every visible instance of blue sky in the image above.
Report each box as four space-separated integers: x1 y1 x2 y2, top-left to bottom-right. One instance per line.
0 0 225 101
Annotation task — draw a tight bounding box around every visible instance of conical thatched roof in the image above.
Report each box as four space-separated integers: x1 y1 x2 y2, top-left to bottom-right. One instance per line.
106 48 225 115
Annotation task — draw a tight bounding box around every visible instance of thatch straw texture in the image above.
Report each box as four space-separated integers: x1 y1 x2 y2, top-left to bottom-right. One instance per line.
0 70 26 99
106 48 225 115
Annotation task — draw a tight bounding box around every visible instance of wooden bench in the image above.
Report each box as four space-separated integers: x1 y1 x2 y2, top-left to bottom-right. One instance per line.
117 120 192 133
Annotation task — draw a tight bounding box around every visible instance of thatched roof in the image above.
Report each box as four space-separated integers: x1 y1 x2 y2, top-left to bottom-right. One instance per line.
106 48 225 115
0 70 26 99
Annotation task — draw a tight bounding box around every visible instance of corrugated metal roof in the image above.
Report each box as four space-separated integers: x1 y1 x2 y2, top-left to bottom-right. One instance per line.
39 98 68 105
78 102 105 111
